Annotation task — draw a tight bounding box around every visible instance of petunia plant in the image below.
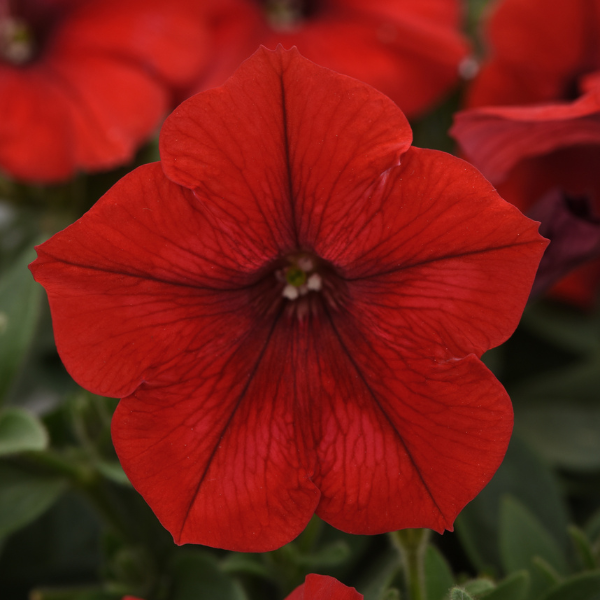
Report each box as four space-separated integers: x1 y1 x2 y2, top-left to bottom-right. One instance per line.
2 1 600 600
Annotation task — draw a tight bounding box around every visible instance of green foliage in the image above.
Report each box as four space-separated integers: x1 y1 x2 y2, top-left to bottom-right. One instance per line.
0 407 48 455
499 496 568 576
168 552 248 600
512 359 600 471
0 463 66 539
538 572 600 600
479 571 530 600
450 587 475 600
0 243 43 402
456 437 569 573
424 545 454 600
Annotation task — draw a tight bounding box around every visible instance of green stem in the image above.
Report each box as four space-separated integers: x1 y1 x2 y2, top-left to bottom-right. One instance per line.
390 528 431 600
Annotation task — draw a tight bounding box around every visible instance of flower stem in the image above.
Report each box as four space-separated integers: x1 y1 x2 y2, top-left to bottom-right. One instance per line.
389 528 431 600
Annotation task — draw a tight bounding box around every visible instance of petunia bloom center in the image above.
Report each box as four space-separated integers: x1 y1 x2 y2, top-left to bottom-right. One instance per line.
278 253 322 300
0 16 35 64
263 0 317 31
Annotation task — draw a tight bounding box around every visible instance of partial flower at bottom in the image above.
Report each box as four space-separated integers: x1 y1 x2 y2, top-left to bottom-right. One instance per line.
31 47 548 552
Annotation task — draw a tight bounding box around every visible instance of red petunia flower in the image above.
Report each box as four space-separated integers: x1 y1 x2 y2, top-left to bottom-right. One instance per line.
286 574 362 600
30 47 547 552
0 0 208 183
191 0 470 118
451 84 600 306
467 0 600 108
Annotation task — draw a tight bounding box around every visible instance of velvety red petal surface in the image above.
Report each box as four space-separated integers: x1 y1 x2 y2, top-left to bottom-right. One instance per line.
286 574 363 600
451 91 600 183
195 0 469 118
467 0 600 107
32 48 548 551
161 46 413 261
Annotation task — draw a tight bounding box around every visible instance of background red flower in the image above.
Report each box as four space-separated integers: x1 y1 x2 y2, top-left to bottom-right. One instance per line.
30 48 547 552
190 0 470 118
0 0 208 183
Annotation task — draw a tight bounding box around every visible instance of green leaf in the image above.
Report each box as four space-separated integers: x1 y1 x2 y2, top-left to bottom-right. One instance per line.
0 463 67 539
450 588 475 600
569 526 598 571
94 460 130 486
499 496 568 576
0 244 43 402
169 551 247 600
380 590 401 600
0 407 48 455
463 579 495 596
456 437 569 572
539 572 600 600
522 303 600 357
221 553 274 581
479 571 530 600
424 545 454 600
294 541 350 569
512 360 600 470
359 549 400 600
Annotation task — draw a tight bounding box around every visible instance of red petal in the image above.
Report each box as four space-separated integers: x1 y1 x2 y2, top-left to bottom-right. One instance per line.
452 91 600 183
161 46 412 258
0 65 74 182
316 148 548 358
56 0 209 89
30 163 264 398
286 575 363 600
196 0 468 118
466 0 598 107
45 51 167 171
112 309 321 551
313 331 513 534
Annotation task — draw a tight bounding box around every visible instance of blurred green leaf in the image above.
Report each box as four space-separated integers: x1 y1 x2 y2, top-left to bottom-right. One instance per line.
538 572 600 600
499 496 568 576
293 541 351 569
380 589 401 600
522 304 600 357
568 526 597 571
0 463 67 539
95 460 130 487
424 545 454 600
0 407 48 455
0 243 43 402
479 571 530 600
456 437 569 572
359 549 400 600
221 553 274 580
450 588 475 600
463 579 495 596
512 359 600 470
169 551 247 600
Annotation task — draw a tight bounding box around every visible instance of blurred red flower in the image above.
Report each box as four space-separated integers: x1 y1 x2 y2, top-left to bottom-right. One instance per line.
454 0 600 306
0 0 208 183
31 48 546 552
467 0 600 108
286 574 362 600
192 0 470 118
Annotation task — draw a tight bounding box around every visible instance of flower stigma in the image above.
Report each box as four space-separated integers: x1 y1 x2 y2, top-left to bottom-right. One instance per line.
264 0 310 31
0 16 35 64
280 254 323 301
